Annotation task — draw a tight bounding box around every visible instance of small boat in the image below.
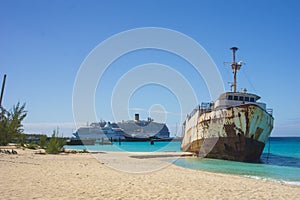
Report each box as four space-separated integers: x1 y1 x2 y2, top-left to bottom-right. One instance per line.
66 138 96 145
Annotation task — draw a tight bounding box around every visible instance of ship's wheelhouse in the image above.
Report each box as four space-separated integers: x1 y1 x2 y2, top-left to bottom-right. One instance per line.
214 92 266 110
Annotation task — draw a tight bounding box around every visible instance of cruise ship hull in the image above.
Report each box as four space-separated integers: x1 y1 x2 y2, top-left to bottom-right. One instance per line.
74 117 171 142
181 104 274 162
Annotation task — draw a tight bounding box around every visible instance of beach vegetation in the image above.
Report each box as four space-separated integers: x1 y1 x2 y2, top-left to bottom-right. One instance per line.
45 129 66 154
27 141 39 150
18 133 27 147
82 149 88 153
0 102 27 146
38 135 47 149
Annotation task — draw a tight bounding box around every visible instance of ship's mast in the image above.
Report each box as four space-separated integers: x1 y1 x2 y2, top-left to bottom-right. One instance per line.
230 47 242 93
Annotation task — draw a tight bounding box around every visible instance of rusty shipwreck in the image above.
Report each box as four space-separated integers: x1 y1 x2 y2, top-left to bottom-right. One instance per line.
181 47 274 162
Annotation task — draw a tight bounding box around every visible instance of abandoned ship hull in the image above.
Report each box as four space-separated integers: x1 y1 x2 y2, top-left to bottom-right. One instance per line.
181 104 274 162
183 136 265 162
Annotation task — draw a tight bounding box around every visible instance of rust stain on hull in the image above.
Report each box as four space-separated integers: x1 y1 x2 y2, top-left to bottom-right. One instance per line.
181 104 274 162
184 137 265 162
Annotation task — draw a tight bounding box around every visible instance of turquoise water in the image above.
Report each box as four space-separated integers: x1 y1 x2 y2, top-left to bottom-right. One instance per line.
65 137 300 184
64 141 181 152
173 137 300 184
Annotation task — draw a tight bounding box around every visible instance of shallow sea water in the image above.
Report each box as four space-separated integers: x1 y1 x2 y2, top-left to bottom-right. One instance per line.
65 137 300 184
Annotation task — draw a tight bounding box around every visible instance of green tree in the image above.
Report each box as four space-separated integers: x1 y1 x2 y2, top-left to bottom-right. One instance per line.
0 102 27 145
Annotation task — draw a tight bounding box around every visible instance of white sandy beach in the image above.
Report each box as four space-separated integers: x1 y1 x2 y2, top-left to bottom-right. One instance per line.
0 148 299 200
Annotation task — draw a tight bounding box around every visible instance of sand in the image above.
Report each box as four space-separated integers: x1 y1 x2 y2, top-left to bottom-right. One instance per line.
0 148 299 200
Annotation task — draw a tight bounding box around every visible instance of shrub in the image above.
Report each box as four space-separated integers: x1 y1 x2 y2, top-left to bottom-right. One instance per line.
38 135 47 149
82 149 89 153
45 129 66 154
0 103 27 146
18 133 27 147
27 141 39 150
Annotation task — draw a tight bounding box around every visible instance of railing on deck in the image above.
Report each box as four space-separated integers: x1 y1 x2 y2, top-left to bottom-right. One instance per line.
266 108 273 116
186 102 214 120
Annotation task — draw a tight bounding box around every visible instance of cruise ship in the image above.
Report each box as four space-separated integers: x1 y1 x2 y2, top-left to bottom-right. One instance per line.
73 114 170 142
181 47 274 162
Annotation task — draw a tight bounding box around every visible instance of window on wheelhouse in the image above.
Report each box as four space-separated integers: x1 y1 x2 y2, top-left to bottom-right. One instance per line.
239 96 244 101
234 96 238 101
245 97 249 101
227 95 233 100
250 97 255 102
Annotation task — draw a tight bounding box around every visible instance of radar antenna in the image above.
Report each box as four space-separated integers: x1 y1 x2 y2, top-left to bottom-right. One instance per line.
230 47 243 93
228 82 234 92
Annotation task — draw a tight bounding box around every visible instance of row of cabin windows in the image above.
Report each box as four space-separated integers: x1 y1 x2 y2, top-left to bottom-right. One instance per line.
227 95 255 102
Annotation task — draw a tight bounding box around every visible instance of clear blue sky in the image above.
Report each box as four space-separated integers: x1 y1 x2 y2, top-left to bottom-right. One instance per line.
0 0 299 137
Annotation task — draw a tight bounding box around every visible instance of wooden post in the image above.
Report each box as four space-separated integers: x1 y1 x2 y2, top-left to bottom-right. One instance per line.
0 74 7 107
